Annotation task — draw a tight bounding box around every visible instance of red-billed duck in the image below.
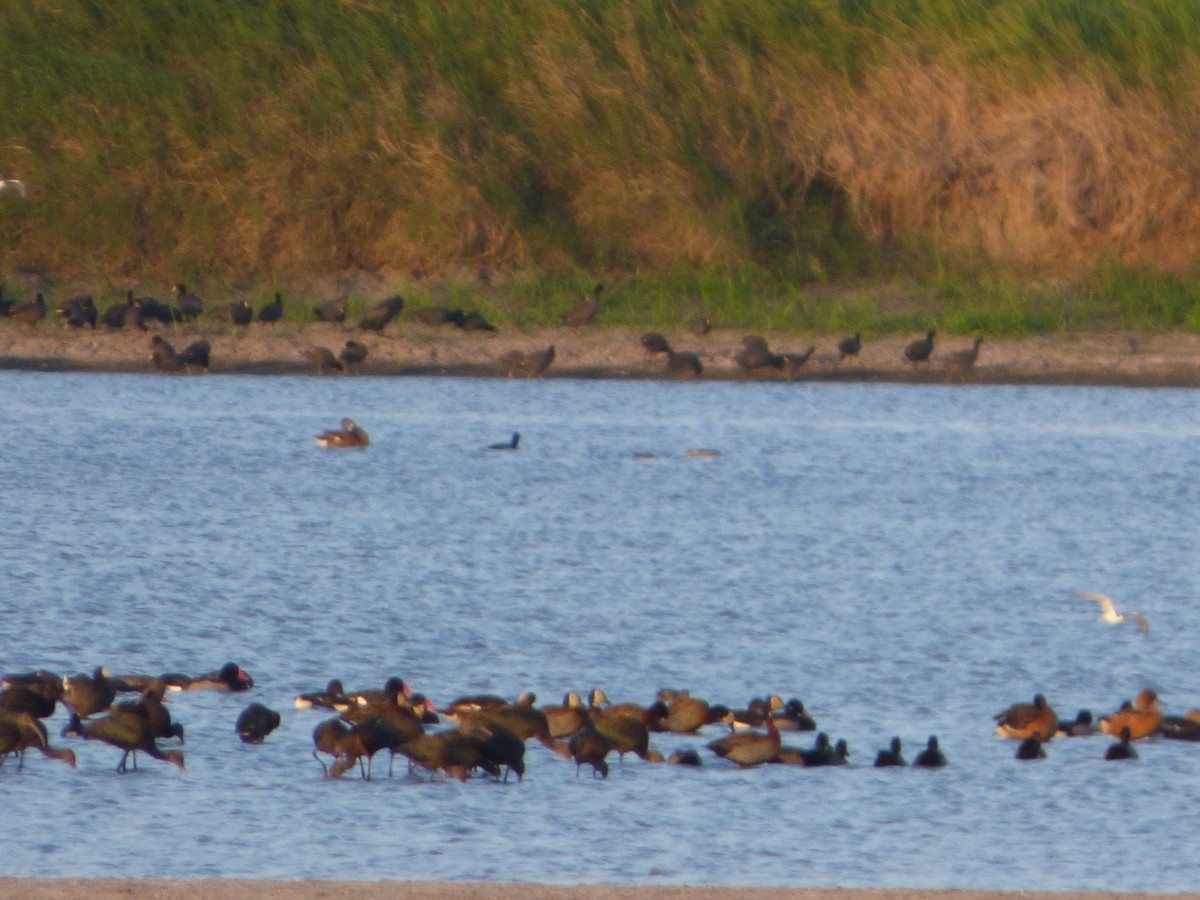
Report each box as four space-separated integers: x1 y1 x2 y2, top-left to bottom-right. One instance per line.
184 662 253 692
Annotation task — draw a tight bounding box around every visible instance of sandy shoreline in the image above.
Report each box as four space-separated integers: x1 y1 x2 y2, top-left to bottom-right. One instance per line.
0 881 1190 900
2 321 1200 386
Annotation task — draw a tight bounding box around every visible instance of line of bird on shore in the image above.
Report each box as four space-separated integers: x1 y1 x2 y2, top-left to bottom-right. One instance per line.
4 660 1193 782
0 282 982 379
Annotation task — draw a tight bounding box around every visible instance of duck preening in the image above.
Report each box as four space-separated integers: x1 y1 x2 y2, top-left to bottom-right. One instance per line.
315 418 369 448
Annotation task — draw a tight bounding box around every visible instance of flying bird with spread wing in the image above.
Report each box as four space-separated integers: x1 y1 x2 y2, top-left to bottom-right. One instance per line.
1073 590 1148 634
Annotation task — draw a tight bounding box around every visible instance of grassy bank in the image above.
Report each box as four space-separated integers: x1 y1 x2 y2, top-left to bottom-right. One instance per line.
3 1 1200 333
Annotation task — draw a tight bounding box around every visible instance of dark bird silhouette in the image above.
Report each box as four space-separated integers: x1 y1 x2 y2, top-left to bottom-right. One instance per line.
315 418 369 448
10 292 47 326
838 332 862 361
222 298 254 327
663 694 731 734
413 306 465 326
313 298 347 323
903 329 936 364
874 736 907 767
560 283 604 327
569 722 611 778
1057 710 1096 737
780 346 816 379
641 332 672 355
312 717 362 777
0 684 58 720
178 338 211 371
151 335 186 373
305 345 344 375
172 283 204 320
774 698 817 732
0 711 75 769
0 287 12 316
500 345 555 377
64 710 185 773
912 735 947 768
257 292 284 323
339 339 368 371
689 316 711 336
457 310 497 332
58 295 97 328
946 336 983 371
1104 726 1139 760
236 703 281 744
667 748 703 766
358 295 403 332
116 680 184 743
799 732 848 767
488 432 520 451
1016 736 1047 760
102 292 144 330
666 349 703 377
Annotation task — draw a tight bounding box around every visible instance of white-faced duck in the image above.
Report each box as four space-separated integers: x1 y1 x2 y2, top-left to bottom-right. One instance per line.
315 418 369 448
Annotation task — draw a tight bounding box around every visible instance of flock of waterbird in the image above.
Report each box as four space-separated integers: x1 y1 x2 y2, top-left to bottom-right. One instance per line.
1 592 1192 782
0 279 985 379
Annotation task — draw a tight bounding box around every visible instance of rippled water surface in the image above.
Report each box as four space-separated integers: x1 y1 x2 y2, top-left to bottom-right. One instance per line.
3 371 1200 890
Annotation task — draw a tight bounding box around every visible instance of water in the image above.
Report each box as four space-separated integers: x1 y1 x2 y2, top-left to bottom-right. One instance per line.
2 371 1199 890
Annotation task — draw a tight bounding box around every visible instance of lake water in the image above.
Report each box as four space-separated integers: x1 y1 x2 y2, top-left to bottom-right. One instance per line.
2 371 1199 891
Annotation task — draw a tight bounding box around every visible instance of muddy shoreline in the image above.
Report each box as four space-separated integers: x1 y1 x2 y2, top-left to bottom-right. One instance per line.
0 881 1186 900
1 321 1199 387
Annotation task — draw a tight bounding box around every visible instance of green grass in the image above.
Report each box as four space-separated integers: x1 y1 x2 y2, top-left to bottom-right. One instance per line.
3 1 1200 334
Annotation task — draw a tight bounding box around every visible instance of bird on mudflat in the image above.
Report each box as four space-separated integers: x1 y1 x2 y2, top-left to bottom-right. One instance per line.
560 283 604 327
903 329 936 364
172 283 204 320
837 333 862 361
946 336 983 371
339 340 368 371
1073 590 1148 633
357 295 403 332
313 298 347 324
258 292 284 323
305 345 344 375
500 345 555 378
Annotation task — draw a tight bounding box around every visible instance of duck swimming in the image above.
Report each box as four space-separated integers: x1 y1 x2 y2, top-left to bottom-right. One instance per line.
315 418 369 448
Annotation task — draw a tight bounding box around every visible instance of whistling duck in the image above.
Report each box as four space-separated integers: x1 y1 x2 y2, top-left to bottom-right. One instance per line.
64 710 185 773
315 418 369 448
560 283 603 327
1099 689 1162 741
358 295 403 332
663 694 732 734
993 693 1057 741
707 715 781 768
62 667 117 719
